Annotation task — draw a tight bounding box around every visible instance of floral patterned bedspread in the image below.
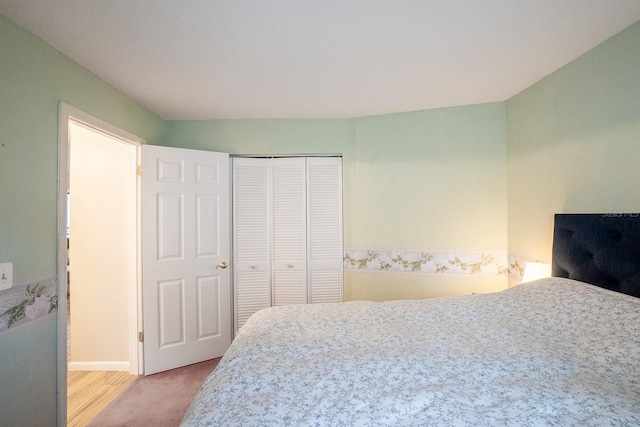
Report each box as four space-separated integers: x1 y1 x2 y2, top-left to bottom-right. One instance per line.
182 278 640 426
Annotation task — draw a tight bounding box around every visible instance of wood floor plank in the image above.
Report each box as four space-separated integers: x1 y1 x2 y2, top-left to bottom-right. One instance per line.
67 370 137 427
66 309 137 425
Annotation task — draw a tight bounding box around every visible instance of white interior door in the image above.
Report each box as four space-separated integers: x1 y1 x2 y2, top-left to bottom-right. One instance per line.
142 145 231 375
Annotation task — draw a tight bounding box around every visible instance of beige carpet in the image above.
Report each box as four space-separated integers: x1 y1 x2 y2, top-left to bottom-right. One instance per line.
87 358 220 427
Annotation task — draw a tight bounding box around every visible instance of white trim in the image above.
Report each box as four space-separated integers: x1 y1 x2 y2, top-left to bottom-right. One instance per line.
68 361 130 372
57 102 145 426
60 104 144 145
56 104 70 427
135 144 145 374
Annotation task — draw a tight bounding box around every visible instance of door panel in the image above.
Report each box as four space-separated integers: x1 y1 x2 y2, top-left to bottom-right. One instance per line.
157 193 183 260
307 157 343 304
273 270 307 306
158 279 184 347
234 270 271 331
232 158 271 332
197 276 221 337
196 195 219 257
142 145 231 375
271 158 307 306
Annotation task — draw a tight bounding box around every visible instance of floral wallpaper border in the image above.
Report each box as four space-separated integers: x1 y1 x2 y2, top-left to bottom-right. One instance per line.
344 248 541 282
0 277 58 333
0 253 543 333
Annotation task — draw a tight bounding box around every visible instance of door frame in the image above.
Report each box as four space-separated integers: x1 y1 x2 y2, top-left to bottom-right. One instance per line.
56 102 144 426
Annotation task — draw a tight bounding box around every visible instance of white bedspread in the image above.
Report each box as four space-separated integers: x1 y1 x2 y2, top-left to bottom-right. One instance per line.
182 278 640 426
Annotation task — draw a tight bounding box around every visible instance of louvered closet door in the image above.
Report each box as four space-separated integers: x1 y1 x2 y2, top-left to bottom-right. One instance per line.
271 158 308 306
307 157 343 303
233 158 271 332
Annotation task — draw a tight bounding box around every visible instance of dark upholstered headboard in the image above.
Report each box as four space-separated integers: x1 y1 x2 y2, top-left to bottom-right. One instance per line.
552 214 640 298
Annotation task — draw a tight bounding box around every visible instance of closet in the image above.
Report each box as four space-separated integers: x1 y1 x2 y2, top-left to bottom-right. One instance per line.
232 157 343 332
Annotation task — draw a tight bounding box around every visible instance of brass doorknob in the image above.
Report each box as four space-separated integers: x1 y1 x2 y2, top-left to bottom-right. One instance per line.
215 261 228 269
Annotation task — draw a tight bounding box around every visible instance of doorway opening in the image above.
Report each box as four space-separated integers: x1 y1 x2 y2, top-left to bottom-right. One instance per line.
57 103 143 426
67 120 136 371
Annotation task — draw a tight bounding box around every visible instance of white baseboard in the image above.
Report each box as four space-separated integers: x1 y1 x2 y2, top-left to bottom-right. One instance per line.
68 361 130 371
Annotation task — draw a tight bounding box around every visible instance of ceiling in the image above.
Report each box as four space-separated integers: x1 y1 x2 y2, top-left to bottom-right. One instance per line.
1 1 639 120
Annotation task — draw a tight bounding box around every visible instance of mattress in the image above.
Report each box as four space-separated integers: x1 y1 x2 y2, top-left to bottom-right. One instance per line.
182 277 640 426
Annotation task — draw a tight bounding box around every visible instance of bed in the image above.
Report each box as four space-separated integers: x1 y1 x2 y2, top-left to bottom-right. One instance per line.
182 214 640 426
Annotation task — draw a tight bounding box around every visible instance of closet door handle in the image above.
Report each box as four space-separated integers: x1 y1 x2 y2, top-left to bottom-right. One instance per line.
215 261 228 269
287 264 294 268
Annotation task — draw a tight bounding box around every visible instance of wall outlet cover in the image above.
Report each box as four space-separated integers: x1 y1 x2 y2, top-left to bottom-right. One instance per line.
0 262 13 290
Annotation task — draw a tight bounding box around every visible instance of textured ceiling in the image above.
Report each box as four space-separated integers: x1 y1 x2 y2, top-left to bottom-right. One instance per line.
1 1 639 120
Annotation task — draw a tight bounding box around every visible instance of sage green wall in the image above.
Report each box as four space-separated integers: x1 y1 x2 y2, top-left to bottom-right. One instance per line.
165 102 509 301
351 104 508 299
506 20 640 275
0 317 57 426
0 14 164 425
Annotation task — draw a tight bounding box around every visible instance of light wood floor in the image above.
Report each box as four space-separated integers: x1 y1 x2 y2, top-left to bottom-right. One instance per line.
67 307 137 426
67 370 137 427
